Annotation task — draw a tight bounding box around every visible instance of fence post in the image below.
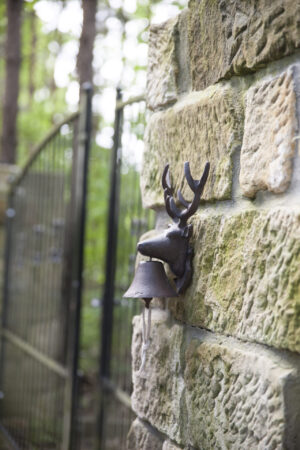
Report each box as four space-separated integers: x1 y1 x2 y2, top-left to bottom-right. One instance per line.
0 190 15 409
62 83 93 450
98 87 123 446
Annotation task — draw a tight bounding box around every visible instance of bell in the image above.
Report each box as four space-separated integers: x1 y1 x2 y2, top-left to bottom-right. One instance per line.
123 260 178 304
124 260 177 375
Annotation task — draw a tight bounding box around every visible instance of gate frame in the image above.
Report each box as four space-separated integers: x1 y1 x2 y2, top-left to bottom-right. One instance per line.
0 84 93 450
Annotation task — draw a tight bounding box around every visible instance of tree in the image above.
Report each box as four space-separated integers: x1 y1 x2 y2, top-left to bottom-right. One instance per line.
77 0 97 91
1 0 23 164
28 9 37 104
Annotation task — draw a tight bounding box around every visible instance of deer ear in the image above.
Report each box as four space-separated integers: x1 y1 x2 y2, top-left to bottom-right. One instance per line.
182 224 192 238
185 224 193 238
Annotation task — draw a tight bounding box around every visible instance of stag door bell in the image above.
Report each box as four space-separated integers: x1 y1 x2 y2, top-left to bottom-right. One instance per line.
124 161 210 374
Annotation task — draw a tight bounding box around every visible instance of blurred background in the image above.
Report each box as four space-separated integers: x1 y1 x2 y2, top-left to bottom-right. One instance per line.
0 0 186 449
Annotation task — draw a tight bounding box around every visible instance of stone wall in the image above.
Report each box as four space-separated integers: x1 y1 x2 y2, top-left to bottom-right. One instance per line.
128 2 300 449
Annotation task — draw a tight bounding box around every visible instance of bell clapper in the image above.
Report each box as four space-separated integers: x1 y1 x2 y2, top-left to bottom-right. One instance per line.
138 298 152 376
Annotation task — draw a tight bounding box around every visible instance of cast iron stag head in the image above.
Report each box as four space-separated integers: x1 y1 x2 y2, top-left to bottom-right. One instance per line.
138 161 210 294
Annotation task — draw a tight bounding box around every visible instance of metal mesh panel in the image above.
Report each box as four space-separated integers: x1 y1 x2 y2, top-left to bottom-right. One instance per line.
1 340 64 449
99 391 135 450
6 127 73 356
0 85 93 449
0 118 76 449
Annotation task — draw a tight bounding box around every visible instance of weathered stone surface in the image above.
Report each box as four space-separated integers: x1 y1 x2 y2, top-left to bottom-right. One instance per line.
132 311 300 449
146 9 192 110
184 332 300 450
188 0 300 91
169 207 300 353
175 9 191 95
127 418 164 450
132 310 184 444
147 17 179 111
240 66 299 197
141 84 243 208
162 440 182 450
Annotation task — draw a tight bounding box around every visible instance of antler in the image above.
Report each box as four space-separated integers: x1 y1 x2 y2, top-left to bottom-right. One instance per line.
180 161 210 224
162 164 179 223
161 161 210 227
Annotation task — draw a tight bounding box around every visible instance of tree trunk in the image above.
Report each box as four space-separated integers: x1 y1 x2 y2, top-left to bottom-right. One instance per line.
1 0 23 164
77 0 97 92
28 9 37 103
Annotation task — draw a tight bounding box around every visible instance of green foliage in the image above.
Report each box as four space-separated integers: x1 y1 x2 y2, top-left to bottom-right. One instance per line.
84 141 110 285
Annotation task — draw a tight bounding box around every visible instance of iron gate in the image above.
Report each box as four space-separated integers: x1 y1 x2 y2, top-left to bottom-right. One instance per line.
98 90 155 449
0 85 153 449
0 85 92 450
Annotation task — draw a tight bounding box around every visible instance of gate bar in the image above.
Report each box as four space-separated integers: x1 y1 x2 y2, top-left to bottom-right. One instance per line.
98 88 123 447
62 82 93 450
10 112 79 190
0 423 20 450
1 328 68 379
100 87 123 380
0 192 15 447
116 94 145 110
101 377 131 409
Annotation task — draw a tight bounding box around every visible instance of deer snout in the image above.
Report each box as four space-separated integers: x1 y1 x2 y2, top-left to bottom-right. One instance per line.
137 234 172 261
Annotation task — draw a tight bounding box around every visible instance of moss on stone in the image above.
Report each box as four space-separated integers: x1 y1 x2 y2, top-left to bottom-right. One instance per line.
141 84 244 209
168 208 300 353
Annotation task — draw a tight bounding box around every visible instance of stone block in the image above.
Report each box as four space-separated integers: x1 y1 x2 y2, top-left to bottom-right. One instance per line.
175 9 191 95
132 310 184 444
169 207 300 353
127 418 164 450
141 84 243 208
147 16 179 111
132 311 300 449
147 10 192 111
188 0 300 91
240 65 299 197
